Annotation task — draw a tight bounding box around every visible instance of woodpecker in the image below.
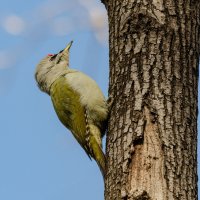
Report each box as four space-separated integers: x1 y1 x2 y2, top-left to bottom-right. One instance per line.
35 41 108 177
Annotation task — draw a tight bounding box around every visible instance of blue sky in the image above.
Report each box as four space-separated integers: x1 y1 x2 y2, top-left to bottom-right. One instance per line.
0 0 108 199
0 0 199 199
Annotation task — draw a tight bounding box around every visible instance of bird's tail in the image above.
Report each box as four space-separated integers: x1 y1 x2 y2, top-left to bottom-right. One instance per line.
89 125 106 178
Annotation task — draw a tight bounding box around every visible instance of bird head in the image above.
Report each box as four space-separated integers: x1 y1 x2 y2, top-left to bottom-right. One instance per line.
35 41 73 94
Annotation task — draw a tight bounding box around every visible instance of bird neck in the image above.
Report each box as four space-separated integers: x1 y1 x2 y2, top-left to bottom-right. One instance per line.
39 66 73 95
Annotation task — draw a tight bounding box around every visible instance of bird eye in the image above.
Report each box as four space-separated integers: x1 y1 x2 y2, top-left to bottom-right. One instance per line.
47 54 54 56
49 54 57 61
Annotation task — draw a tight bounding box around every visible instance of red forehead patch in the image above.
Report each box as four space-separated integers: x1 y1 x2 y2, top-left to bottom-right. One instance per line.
47 54 54 56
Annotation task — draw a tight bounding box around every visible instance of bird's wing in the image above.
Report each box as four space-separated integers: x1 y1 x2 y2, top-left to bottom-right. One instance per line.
50 76 91 158
64 71 108 135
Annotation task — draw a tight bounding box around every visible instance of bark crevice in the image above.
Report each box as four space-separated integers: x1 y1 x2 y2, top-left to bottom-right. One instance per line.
128 106 166 200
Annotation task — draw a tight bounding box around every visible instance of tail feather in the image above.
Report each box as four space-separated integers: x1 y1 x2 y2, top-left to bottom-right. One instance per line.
84 108 106 178
90 134 106 178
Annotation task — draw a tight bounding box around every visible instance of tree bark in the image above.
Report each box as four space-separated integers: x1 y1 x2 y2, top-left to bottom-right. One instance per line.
103 1 199 199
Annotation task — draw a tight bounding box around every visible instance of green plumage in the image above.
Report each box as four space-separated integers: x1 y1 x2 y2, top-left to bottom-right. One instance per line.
50 76 106 176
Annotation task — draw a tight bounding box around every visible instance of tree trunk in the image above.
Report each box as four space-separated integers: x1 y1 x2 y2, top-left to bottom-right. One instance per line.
102 1 199 199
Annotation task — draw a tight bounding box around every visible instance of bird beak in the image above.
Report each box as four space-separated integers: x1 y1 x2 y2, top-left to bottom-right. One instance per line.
64 41 73 52
59 41 73 63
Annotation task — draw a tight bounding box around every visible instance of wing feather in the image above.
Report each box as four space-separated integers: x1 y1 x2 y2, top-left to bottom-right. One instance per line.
50 76 91 157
